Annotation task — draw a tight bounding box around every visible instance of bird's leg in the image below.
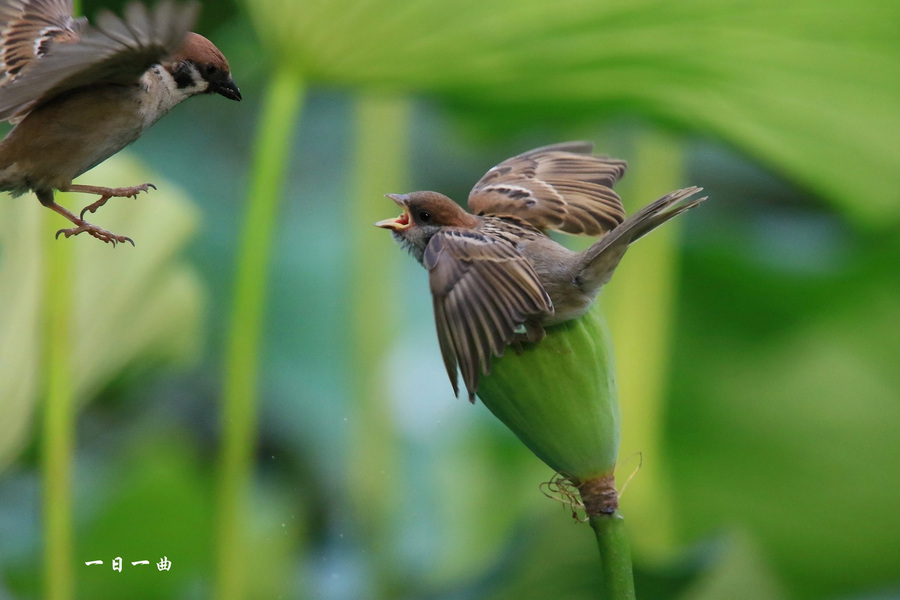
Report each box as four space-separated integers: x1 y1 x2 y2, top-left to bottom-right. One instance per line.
62 182 156 219
511 321 546 354
37 190 134 246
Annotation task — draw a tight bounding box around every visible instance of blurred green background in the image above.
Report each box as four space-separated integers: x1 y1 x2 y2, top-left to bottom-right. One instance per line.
1 0 899 598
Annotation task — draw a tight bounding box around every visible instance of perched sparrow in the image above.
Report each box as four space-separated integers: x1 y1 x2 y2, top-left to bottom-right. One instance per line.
377 141 705 401
0 0 241 245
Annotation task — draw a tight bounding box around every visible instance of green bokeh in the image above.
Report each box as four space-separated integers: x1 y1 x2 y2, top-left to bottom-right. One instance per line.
1 0 898 599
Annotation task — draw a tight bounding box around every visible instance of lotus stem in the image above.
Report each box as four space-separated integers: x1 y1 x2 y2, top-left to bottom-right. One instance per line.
216 67 304 600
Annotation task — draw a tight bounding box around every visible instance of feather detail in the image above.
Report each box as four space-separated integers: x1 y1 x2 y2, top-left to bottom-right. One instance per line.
0 0 80 90
0 0 198 122
576 186 707 291
424 227 553 400
468 141 627 236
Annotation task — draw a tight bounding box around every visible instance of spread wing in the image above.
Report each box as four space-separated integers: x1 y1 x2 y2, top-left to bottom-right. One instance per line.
0 0 198 122
468 141 627 236
0 0 81 87
424 228 553 401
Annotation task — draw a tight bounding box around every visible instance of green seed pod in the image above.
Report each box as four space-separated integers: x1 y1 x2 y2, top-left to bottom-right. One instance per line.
476 301 620 483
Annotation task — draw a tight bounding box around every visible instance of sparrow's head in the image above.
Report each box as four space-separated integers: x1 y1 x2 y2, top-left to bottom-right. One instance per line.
376 191 478 262
167 32 241 101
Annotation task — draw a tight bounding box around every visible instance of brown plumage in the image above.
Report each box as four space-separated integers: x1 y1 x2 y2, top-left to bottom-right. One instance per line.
377 142 705 401
468 141 626 234
0 0 240 245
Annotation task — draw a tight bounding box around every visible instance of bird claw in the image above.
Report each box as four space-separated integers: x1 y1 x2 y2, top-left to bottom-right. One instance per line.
79 202 106 220
75 182 156 219
510 323 546 353
55 222 134 247
120 182 156 200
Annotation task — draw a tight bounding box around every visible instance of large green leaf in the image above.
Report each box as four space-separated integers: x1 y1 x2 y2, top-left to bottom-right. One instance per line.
245 0 900 225
0 153 205 472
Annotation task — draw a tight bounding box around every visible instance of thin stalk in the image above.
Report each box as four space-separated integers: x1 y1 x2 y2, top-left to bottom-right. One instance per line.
603 130 685 558
215 67 304 600
348 93 409 596
589 511 636 600
577 476 635 598
41 204 75 600
41 5 78 598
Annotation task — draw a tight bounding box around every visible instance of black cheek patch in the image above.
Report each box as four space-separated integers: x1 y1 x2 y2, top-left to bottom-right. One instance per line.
172 63 195 89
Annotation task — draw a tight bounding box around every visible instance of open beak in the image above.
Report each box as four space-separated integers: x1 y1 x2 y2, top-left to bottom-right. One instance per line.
375 193 412 231
212 77 242 101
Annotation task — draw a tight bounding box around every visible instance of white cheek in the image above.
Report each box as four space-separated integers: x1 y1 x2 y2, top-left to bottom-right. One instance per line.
137 67 202 128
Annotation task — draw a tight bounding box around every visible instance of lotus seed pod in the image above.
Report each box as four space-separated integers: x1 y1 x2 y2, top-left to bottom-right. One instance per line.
477 301 620 483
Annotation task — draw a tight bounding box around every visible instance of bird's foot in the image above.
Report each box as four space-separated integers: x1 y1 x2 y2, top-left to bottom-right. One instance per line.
55 221 134 247
511 322 546 354
63 182 157 219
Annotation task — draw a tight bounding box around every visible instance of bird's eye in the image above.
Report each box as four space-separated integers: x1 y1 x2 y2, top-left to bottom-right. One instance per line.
205 64 218 76
418 211 431 222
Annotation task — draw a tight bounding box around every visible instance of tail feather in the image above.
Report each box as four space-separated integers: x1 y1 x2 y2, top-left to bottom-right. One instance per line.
575 186 705 291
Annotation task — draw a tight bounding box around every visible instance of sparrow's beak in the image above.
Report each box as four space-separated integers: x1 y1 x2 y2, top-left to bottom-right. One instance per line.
375 194 412 231
212 77 242 101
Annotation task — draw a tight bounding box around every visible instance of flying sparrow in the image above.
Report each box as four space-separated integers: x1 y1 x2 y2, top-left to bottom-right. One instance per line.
0 0 241 245
377 141 705 401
